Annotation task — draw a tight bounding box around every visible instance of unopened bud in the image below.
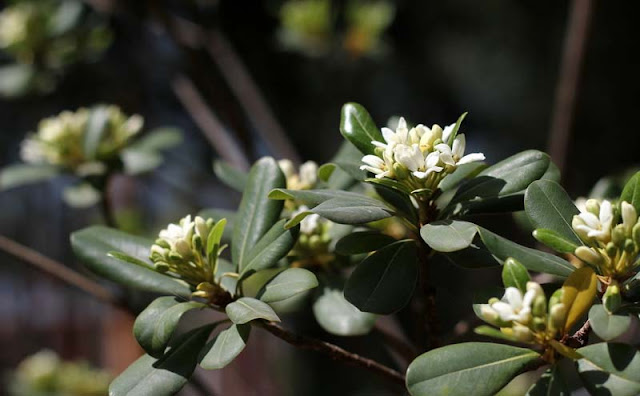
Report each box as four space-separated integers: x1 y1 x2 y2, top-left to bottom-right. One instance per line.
532 317 546 332
549 289 564 309
500 327 514 338
309 235 322 250
488 297 500 305
575 246 604 266
606 242 618 258
585 199 601 216
480 305 498 324
168 252 183 262
192 234 203 252
612 225 627 246
549 303 567 331
195 216 209 239
175 239 192 257
621 201 638 231
154 238 170 249
603 281 622 314
374 147 385 156
624 239 636 253
532 295 547 317
513 323 534 342
633 223 640 246
393 163 409 180
154 262 170 272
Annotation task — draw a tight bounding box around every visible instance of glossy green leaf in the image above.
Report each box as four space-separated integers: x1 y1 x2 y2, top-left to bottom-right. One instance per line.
344 240 418 314
473 325 517 342
502 257 530 292
200 324 251 370
240 219 299 277
259 268 319 303
525 180 582 246
233 157 285 272
476 227 575 277
533 229 578 254
313 287 377 336
406 342 541 396
339 102 383 155
225 297 280 324
541 161 561 183
439 162 487 192
0 164 59 190
213 160 249 192
452 150 550 204
71 226 191 298
269 188 376 206
133 297 206 357
526 364 569 396
335 231 396 255
110 324 213 396
420 220 477 252
198 208 235 242
286 197 393 227
577 343 640 396
620 171 640 213
588 304 632 341
83 106 110 159
446 112 468 146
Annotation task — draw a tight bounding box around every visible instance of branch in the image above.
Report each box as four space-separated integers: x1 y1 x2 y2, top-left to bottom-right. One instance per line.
374 324 418 364
563 319 591 349
172 74 251 170
257 321 406 386
0 234 124 308
547 0 594 178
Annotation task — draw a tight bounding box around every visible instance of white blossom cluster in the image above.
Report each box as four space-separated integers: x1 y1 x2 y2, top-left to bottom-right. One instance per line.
479 282 567 344
279 159 319 190
360 117 484 193
572 199 640 275
20 106 143 172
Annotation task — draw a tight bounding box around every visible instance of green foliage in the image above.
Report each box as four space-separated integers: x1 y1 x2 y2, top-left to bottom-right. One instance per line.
335 230 396 254
258 268 319 303
576 343 640 396
225 297 281 324
312 287 377 336
0 163 59 190
588 304 632 341
199 325 251 370
620 171 640 213
339 102 383 155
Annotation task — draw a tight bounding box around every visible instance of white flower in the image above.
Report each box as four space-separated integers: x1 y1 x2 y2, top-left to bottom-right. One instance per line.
374 117 411 150
442 123 455 144
393 144 423 171
360 149 394 179
435 134 485 167
159 215 195 249
486 286 536 324
278 159 296 179
572 199 614 242
621 201 638 232
299 161 318 188
413 151 443 179
418 124 443 152
294 205 322 234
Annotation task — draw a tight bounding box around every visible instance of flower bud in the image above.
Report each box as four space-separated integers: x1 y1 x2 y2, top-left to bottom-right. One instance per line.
624 239 636 254
612 225 627 247
585 199 601 216
154 262 170 272
633 223 640 246
549 289 564 309
606 242 618 258
488 297 500 305
374 147 385 156
480 305 499 324
175 239 192 257
393 162 409 180
513 323 534 342
195 216 209 240
621 201 638 231
575 246 604 266
549 303 567 331
192 234 203 252
309 235 322 250
532 294 547 317
603 281 622 314
154 238 170 249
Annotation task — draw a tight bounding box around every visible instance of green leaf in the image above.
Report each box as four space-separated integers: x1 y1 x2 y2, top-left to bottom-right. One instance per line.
561 266 597 332
0 164 59 190
198 208 235 243
502 257 531 292
374 184 419 223
525 180 582 246
406 342 541 396
269 188 374 206
526 364 569 396
133 297 205 357
446 112 468 146
577 343 640 396
344 240 418 314
532 229 579 254
439 162 487 192
129 127 182 152
225 297 280 324
240 219 299 277
62 183 101 208
232 157 285 272
318 163 336 182
541 161 561 183
473 325 517 342
259 268 319 303
83 106 110 160
71 226 191 298
420 220 478 252
200 324 251 370
335 231 396 255
452 150 550 204
620 171 640 213
476 227 575 277
213 160 249 193
121 149 163 175
110 324 213 396
207 218 227 256
339 102 383 155
588 304 632 341
313 287 377 336
286 197 393 227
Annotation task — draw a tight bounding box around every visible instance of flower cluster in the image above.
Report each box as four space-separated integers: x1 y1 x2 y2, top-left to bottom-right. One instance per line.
279 159 319 191
360 117 484 196
9 350 110 396
150 215 229 302
572 199 640 277
20 106 143 173
479 282 568 348
290 206 334 268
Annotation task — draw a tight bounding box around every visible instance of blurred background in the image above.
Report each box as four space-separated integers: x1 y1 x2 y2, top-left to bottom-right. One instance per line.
0 0 638 395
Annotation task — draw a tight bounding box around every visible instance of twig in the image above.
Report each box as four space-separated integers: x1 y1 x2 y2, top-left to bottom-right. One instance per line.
0 234 124 308
563 320 591 348
414 242 439 351
374 324 418 363
547 0 594 178
257 321 406 386
172 74 251 170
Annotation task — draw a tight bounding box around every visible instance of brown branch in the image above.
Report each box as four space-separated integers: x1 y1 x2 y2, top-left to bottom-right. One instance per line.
374 324 418 364
413 241 439 351
547 0 594 178
171 74 251 170
257 321 406 386
563 319 592 348
0 234 124 308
